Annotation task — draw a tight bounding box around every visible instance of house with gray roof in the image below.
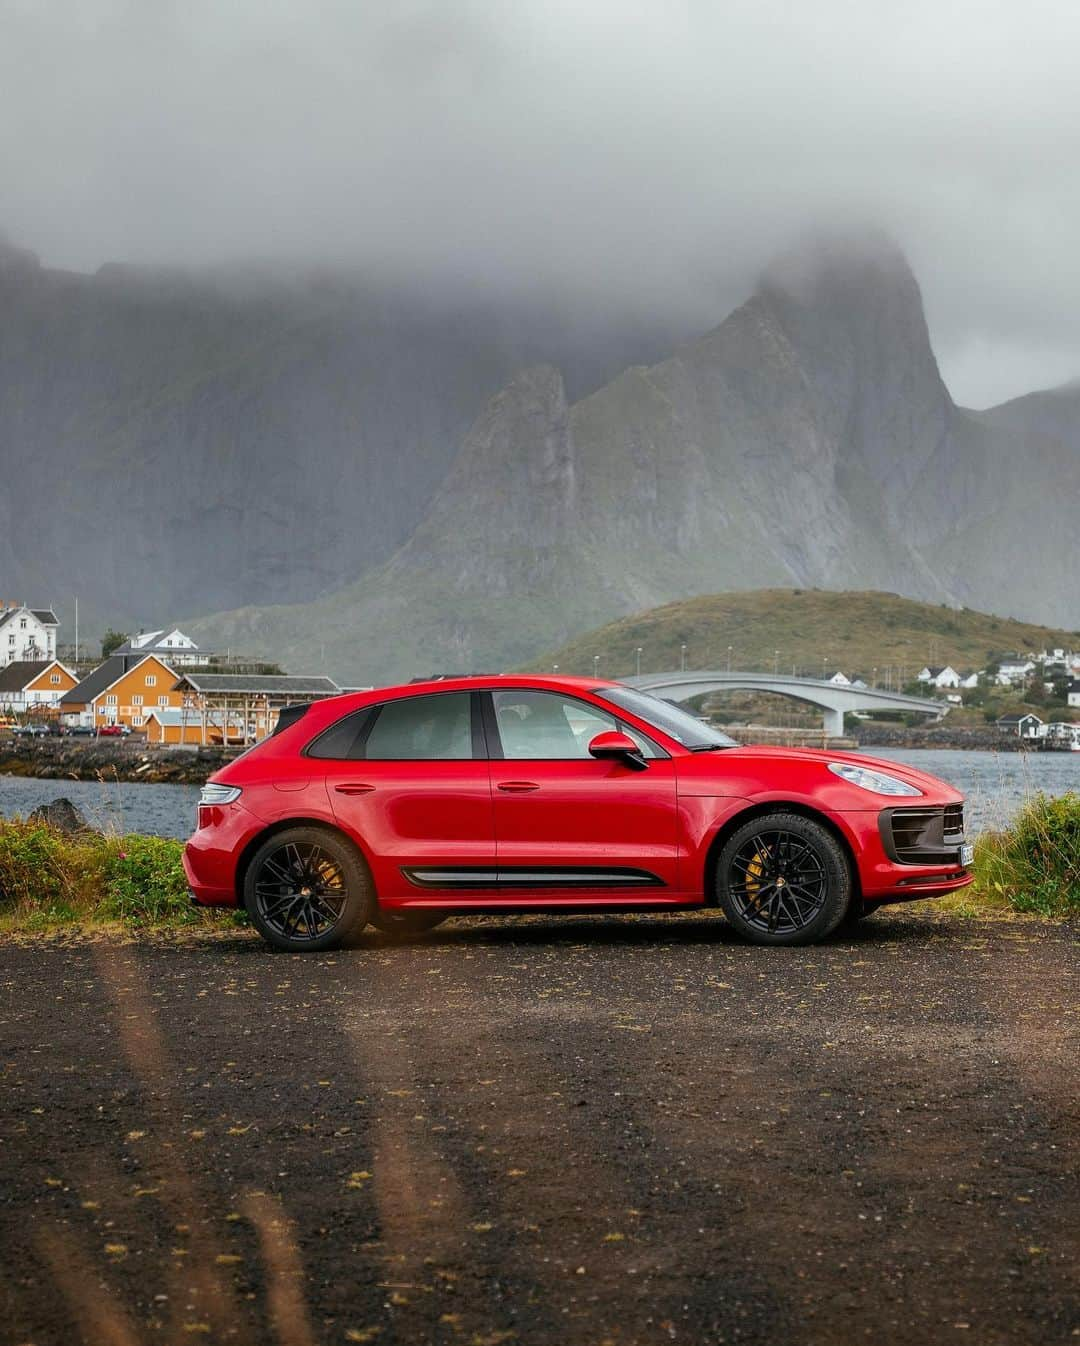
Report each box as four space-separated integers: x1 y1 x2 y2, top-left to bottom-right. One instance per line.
0 604 58 667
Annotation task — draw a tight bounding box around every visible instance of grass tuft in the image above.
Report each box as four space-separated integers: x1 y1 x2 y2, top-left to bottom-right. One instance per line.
970 791 1080 917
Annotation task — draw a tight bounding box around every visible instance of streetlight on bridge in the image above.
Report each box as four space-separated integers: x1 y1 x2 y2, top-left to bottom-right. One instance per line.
635 646 643 677
680 643 687 672
727 645 733 672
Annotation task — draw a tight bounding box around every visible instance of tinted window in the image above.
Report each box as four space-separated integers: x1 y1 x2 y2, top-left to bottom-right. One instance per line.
364 692 473 760
594 686 737 749
306 708 375 759
491 689 656 760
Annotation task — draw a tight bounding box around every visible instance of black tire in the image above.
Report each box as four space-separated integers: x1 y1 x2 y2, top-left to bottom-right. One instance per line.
244 826 373 952
716 812 852 946
368 907 448 936
840 899 880 927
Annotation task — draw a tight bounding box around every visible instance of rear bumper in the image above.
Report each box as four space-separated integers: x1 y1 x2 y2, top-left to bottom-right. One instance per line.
183 803 264 907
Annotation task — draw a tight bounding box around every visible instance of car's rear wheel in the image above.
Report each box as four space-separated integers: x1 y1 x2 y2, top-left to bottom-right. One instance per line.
368 907 448 936
244 827 372 952
716 812 851 945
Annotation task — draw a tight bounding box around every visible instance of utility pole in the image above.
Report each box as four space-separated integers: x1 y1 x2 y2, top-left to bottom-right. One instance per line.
73 597 78 667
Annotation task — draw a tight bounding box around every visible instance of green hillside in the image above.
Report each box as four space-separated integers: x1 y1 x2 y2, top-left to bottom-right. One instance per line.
527 590 1080 682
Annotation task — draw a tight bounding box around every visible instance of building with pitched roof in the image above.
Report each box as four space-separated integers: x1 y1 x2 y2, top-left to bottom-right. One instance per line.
0 604 59 666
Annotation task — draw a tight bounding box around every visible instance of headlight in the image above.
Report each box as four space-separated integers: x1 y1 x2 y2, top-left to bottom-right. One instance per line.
827 762 922 796
199 783 242 806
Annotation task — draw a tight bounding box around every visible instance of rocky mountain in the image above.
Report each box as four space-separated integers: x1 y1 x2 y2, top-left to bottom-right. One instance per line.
3 229 1078 682
189 232 1080 683
0 235 685 634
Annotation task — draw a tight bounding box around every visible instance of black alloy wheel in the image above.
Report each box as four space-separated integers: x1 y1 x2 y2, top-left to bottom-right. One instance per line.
716 812 851 946
244 826 372 952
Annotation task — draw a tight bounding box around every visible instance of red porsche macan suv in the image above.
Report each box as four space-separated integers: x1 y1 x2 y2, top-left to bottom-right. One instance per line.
184 675 974 951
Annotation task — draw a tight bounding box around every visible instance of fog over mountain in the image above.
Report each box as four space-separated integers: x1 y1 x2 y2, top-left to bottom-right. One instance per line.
182 232 1078 682
5 3 1080 407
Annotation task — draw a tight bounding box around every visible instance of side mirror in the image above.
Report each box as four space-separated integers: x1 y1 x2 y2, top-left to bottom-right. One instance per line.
588 730 648 771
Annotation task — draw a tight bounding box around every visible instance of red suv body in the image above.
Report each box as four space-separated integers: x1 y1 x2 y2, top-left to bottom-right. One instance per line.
184 675 973 949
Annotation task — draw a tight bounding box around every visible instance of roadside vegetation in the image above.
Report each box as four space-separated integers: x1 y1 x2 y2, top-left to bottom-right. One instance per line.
0 821 227 934
1 795 1077 935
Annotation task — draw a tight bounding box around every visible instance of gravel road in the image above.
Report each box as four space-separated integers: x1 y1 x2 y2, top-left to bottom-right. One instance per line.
1 910 1076 1345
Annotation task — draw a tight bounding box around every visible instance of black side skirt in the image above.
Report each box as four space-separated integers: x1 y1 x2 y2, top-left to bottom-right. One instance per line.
402 866 664 890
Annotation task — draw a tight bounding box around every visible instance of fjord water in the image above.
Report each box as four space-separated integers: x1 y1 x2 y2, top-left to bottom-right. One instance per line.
0 750 1074 840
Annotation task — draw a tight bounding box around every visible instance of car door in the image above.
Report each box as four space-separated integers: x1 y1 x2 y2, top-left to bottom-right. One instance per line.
485 688 681 895
317 690 496 902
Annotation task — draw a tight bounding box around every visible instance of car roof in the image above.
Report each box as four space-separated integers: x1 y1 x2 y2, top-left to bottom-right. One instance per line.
396 673 614 695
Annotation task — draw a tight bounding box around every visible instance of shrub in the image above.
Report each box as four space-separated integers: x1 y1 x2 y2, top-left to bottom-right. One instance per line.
101 834 196 925
973 792 1080 916
0 819 214 930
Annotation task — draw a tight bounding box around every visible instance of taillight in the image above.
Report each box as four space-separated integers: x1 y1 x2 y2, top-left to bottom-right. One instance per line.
199 784 242 806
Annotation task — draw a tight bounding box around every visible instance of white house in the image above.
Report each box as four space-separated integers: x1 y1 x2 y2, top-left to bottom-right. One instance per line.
918 665 962 689
0 605 58 667
959 671 981 689
112 627 210 667
996 659 1036 687
1069 680 1080 710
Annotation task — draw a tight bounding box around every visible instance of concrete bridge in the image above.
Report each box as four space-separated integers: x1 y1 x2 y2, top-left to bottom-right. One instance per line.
622 670 948 737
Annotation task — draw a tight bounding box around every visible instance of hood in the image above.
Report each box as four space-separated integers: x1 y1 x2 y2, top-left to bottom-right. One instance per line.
702 744 963 802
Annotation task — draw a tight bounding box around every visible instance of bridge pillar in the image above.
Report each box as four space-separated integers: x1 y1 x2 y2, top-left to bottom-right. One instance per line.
823 705 845 738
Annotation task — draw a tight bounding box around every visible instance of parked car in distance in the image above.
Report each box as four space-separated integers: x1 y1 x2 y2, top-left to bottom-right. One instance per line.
66 723 95 737
13 721 52 737
97 723 131 737
184 675 975 953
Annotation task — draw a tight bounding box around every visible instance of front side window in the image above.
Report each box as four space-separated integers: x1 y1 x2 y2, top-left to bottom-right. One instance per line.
309 693 474 760
594 686 737 750
491 689 656 760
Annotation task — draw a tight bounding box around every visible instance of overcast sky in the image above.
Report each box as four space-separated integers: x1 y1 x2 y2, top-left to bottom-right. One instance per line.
3 0 1079 407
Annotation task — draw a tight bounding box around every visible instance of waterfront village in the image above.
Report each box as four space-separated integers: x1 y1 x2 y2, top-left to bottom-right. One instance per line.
0 600 1079 752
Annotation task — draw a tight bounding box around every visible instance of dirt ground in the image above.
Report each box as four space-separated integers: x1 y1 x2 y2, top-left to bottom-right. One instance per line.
1 909 1076 1346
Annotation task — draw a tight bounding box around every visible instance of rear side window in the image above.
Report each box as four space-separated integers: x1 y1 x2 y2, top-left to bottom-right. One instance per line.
365 692 473 759
306 693 474 760
306 708 375 759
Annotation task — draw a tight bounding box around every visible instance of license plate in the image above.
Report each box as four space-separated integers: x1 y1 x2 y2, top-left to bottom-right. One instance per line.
960 843 974 866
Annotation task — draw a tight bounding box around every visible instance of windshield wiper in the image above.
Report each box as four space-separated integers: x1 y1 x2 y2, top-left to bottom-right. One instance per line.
689 743 734 752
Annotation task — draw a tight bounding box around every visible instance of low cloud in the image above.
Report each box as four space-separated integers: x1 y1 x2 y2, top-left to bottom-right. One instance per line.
3 0 1080 405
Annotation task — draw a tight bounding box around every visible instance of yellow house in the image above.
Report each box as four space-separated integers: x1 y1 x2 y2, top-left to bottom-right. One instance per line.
0 660 78 713
143 708 206 745
59 654 184 729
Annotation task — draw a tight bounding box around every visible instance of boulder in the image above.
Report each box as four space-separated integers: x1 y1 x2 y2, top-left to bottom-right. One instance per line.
28 797 95 834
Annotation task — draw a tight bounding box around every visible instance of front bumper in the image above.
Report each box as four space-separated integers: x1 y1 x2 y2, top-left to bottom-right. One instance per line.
850 806 973 902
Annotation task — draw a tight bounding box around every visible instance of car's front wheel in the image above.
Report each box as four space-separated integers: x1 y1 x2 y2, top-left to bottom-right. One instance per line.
244 827 373 952
716 812 852 945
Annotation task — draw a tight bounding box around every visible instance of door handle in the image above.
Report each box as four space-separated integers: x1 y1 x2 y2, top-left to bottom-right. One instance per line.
334 783 375 795
498 781 540 793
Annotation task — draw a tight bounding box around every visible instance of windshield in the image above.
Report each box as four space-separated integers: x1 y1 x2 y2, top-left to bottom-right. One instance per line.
593 685 738 749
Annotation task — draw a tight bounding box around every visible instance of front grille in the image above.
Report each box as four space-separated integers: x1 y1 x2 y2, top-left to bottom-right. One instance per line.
881 804 966 865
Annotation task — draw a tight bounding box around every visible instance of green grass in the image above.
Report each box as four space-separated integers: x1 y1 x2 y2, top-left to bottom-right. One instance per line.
0 820 237 934
527 588 1080 683
969 792 1080 917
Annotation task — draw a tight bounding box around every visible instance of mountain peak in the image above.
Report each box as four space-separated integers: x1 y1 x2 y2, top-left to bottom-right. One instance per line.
757 228 915 309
